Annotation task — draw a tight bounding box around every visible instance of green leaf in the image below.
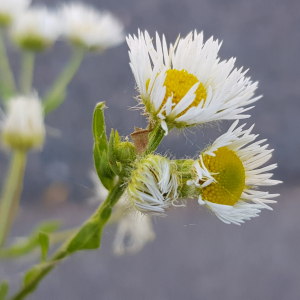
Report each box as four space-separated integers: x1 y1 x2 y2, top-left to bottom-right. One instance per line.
43 91 66 115
34 220 61 234
108 129 121 176
0 280 9 300
38 232 49 262
67 218 104 253
23 262 57 295
93 102 115 190
114 130 120 146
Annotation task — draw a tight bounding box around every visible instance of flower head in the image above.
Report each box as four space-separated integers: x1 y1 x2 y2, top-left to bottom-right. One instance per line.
127 30 260 135
0 0 31 27
2 94 45 150
60 3 124 51
11 6 61 51
127 155 180 216
187 121 281 225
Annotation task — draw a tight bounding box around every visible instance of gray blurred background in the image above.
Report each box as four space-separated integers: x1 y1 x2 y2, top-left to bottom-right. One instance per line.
1 0 300 299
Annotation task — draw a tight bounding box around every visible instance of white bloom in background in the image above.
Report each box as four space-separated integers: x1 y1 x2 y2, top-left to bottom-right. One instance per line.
127 30 260 135
2 94 45 150
90 171 155 255
0 0 31 26
60 3 124 51
127 155 180 216
113 210 155 256
188 120 281 225
11 6 61 51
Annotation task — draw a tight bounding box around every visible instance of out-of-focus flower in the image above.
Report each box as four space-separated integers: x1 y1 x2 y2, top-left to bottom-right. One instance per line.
0 0 31 27
187 120 281 225
127 155 180 216
2 94 45 150
113 204 155 256
127 30 260 135
90 171 155 255
11 6 61 51
60 3 124 51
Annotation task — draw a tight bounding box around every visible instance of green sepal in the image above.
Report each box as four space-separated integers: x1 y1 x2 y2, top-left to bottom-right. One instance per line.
93 102 115 190
38 232 49 262
0 280 9 300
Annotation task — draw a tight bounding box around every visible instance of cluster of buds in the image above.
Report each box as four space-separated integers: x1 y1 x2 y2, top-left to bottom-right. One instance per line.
93 30 281 226
0 0 124 52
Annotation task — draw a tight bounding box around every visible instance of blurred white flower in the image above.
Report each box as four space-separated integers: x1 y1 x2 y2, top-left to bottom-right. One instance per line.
2 94 45 150
60 2 124 51
90 171 155 255
127 30 260 135
127 155 180 216
188 120 281 225
11 6 61 51
0 0 31 26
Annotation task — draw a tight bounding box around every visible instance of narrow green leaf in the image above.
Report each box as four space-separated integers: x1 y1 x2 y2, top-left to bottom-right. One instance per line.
66 218 103 253
114 130 120 146
43 92 66 115
0 280 9 300
38 232 49 262
93 102 115 190
34 220 61 234
108 129 121 176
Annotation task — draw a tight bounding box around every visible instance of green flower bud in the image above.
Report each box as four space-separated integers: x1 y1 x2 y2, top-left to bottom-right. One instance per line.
114 141 137 164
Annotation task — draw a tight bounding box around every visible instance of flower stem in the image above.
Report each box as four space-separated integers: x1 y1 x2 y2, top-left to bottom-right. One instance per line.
19 51 35 94
0 28 16 101
0 150 27 247
144 123 173 156
9 179 126 300
43 47 85 115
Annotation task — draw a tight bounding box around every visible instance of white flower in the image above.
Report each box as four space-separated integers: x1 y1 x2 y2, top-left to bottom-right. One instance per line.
188 120 281 225
127 155 180 216
60 3 124 51
127 30 260 135
2 94 45 150
113 211 155 255
11 6 61 51
0 0 31 26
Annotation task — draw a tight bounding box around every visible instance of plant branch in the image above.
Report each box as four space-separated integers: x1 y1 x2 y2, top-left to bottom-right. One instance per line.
19 51 35 94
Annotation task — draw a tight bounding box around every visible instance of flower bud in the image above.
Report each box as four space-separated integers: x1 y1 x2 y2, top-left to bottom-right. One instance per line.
0 0 31 27
127 155 180 216
2 94 45 151
114 141 137 164
11 7 60 52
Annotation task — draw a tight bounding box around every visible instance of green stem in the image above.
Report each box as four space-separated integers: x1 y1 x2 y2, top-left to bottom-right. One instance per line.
10 179 126 300
43 47 84 115
144 123 173 156
19 51 35 94
0 150 27 247
0 28 16 100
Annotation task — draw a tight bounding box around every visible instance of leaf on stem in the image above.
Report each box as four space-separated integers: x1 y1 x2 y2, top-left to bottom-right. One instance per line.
0 280 9 300
93 102 115 190
38 232 49 262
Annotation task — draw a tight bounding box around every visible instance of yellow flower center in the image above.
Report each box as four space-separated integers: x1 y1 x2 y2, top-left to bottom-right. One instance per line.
201 147 245 206
147 69 207 117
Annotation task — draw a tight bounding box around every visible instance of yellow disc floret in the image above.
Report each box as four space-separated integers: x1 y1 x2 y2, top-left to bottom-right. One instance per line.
201 147 245 206
158 69 207 117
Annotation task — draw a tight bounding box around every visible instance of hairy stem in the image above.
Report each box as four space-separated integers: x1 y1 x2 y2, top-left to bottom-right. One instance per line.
0 150 27 247
19 51 35 94
43 48 84 115
9 179 126 300
0 29 16 100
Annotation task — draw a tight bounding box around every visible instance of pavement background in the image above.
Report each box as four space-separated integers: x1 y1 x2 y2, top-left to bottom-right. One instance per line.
0 0 300 299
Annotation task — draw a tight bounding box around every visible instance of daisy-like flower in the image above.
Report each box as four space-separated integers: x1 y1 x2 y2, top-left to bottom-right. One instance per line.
187 120 281 225
2 94 45 150
127 30 260 135
60 3 124 51
127 155 180 216
11 6 61 51
0 0 31 27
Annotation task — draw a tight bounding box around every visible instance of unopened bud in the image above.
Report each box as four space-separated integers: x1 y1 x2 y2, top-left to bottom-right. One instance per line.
2 94 45 151
114 140 137 164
